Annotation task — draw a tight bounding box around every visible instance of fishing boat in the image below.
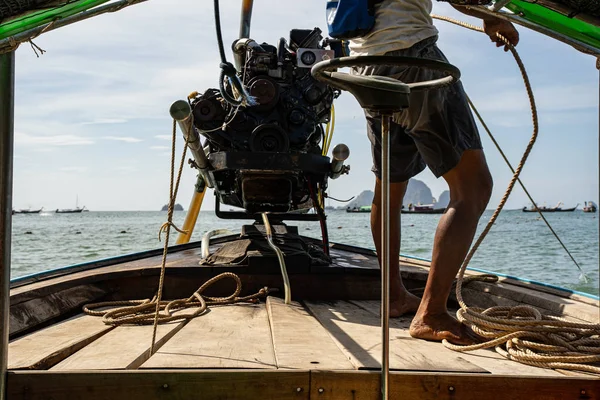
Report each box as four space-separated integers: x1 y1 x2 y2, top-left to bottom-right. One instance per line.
584 201 598 213
522 202 579 212
347 205 372 213
402 204 446 215
55 206 85 214
1 0 599 399
5 237 600 399
11 208 42 215
56 197 86 213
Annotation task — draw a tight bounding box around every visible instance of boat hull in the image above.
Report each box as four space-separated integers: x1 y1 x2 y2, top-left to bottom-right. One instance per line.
401 208 446 214
522 206 578 212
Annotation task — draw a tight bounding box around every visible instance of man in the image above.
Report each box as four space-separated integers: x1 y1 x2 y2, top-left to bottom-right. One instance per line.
349 1 519 344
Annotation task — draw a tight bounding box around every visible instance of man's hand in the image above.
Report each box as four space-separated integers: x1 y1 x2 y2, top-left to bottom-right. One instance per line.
483 19 519 51
449 5 520 50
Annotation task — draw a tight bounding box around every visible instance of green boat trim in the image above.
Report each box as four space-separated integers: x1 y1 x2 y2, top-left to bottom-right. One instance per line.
0 0 111 39
506 0 600 52
0 0 598 57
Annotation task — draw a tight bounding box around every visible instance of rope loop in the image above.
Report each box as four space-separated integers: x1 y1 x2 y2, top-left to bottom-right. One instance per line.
219 61 237 77
83 272 269 326
158 221 187 242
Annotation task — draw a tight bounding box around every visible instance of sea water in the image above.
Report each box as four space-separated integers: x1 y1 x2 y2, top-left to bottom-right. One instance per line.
10 209 599 296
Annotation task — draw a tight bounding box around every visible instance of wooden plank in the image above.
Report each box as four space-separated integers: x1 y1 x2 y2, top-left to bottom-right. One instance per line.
9 284 110 337
51 317 188 370
8 314 113 370
467 281 600 323
7 370 310 400
350 300 566 377
304 300 486 373
141 303 276 369
266 297 354 370
310 370 600 400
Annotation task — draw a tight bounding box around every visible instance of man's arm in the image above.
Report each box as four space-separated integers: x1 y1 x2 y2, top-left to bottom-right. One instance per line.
449 5 520 50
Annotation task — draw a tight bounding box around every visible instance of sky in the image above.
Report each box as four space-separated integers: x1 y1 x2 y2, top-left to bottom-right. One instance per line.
11 0 599 211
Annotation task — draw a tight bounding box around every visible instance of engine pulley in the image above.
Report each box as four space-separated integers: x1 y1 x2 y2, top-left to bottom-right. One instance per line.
248 77 279 111
250 124 290 152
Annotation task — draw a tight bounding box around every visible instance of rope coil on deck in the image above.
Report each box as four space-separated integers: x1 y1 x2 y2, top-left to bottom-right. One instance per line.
83 272 269 325
433 15 600 375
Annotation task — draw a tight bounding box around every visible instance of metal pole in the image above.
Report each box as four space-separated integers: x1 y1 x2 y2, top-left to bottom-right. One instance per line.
175 177 206 245
169 100 215 188
239 0 254 39
0 51 15 400
380 113 391 400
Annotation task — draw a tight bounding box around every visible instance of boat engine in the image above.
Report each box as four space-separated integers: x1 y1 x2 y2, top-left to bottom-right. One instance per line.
189 28 345 215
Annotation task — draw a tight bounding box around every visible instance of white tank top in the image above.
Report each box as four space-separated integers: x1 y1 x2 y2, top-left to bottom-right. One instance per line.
349 0 439 56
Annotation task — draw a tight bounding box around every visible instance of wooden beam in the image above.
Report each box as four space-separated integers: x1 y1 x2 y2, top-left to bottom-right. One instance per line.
7 370 310 400
10 284 110 337
310 370 600 400
7 369 597 400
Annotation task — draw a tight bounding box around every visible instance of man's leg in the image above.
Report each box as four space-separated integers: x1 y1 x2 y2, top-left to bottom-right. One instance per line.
371 177 421 317
409 149 493 344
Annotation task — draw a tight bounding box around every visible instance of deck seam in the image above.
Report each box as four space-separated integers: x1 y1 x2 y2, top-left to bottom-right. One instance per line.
265 297 281 369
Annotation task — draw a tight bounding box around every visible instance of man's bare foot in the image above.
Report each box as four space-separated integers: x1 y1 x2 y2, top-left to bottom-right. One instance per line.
389 282 421 318
409 311 482 345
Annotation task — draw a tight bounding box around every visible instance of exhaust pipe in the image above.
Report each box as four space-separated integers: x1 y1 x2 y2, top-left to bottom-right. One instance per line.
169 100 216 188
233 0 255 71
330 143 350 179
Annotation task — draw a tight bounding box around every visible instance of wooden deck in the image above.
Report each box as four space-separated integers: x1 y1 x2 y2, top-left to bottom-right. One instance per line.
6 241 600 399
7 297 582 377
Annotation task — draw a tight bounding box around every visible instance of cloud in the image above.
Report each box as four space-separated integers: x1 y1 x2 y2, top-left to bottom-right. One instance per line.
15 132 94 147
59 166 88 173
102 136 143 143
150 145 170 150
81 119 128 125
112 165 138 173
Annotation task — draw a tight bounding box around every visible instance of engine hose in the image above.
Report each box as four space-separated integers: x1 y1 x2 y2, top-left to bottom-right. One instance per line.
213 0 255 106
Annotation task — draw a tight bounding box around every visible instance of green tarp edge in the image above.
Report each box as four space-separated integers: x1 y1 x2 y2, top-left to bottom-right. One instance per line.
0 0 598 53
0 0 110 40
506 0 600 50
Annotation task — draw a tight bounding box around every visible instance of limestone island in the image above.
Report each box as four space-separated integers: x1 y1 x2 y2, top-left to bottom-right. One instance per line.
161 203 184 211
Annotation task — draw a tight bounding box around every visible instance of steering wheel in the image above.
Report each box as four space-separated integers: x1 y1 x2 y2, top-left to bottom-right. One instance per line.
311 56 461 112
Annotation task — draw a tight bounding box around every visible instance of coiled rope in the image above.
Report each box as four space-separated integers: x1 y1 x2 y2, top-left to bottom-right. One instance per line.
432 14 600 375
83 272 268 325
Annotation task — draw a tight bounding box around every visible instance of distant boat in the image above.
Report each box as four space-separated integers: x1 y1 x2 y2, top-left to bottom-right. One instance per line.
57 196 86 213
13 208 43 214
583 201 597 213
346 206 371 213
402 204 446 214
522 202 578 213
55 207 86 214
